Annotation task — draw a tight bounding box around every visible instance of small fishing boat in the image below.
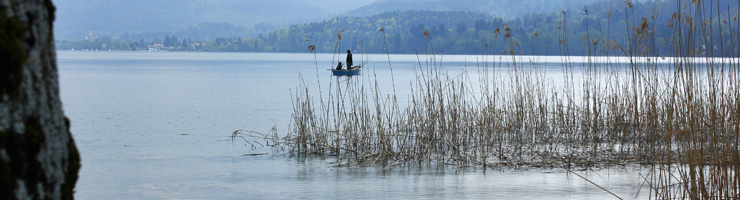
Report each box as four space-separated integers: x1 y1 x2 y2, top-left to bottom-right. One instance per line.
332 65 362 76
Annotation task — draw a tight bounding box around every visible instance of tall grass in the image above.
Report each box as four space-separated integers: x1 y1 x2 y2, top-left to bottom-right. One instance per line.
235 0 740 198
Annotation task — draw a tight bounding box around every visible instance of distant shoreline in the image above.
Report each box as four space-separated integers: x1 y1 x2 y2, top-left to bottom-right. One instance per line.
56 50 740 64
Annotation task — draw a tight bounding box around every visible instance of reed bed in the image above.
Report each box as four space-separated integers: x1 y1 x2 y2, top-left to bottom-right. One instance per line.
234 0 739 198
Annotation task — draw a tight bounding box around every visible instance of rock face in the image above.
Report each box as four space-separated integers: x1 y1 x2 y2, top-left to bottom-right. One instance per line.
0 0 80 199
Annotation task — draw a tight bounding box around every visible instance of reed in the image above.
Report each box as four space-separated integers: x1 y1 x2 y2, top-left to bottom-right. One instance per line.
234 0 740 198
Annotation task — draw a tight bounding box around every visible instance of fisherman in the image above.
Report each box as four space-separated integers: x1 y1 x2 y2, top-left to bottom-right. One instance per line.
336 62 343 70
346 50 353 69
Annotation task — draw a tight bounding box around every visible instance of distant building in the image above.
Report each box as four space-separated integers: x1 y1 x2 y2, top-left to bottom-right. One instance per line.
84 30 98 40
149 43 165 51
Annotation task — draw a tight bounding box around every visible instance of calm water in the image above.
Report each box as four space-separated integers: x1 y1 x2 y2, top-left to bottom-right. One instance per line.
58 51 649 199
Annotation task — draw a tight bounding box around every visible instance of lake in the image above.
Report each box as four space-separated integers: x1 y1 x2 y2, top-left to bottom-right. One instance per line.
58 51 650 199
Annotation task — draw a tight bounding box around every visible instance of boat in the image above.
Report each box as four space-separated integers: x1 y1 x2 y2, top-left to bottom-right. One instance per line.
332 65 362 76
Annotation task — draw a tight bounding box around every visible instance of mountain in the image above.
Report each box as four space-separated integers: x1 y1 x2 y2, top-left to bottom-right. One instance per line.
53 0 374 40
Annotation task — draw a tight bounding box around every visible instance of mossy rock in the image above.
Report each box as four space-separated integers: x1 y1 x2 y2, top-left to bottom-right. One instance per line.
61 117 80 200
0 119 48 200
0 130 18 200
0 9 28 99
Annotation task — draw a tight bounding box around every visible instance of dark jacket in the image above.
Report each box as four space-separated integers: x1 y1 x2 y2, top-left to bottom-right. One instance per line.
346 51 353 68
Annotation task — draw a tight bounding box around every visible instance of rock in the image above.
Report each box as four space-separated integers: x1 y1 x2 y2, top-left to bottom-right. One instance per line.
0 0 80 199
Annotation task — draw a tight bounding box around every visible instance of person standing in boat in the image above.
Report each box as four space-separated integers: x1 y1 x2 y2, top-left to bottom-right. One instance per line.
346 50 353 70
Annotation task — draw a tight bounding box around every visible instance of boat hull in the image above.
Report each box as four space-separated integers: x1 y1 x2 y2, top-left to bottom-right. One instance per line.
332 66 361 76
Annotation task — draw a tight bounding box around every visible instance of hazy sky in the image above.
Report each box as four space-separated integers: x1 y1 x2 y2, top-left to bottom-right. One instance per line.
53 0 375 39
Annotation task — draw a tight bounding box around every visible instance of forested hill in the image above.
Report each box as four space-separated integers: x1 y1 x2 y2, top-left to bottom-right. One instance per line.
252 0 738 56
57 0 739 57
347 0 608 19
279 11 498 54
